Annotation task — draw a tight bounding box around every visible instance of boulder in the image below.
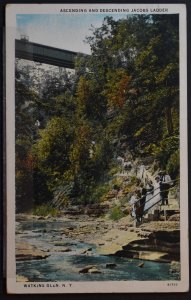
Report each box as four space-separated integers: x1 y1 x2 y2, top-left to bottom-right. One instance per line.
121 208 129 215
16 252 49 261
81 248 93 254
137 231 151 238
54 242 65 246
122 237 180 254
88 267 102 274
137 262 144 268
106 263 117 268
170 261 181 273
67 226 75 231
79 265 96 274
37 216 46 220
60 247 72 252
168 214 180 222
115 228 180 262
16 242 50 261
16 275 29 282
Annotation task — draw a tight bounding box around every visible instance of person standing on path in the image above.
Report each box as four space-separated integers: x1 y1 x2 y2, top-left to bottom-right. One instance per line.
129 192 138 218
159 170 172 205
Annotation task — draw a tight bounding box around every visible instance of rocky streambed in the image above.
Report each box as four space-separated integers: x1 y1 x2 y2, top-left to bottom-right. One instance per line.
114 226 180 263
15 213 180 282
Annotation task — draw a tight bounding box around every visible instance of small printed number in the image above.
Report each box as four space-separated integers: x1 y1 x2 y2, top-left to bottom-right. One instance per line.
167 283 178 286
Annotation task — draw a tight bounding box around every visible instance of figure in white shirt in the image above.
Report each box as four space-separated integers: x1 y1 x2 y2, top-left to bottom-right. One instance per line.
129 193 138 218
159 170 173 205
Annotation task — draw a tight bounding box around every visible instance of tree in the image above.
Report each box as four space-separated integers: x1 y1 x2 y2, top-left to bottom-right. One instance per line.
15 69 40 211
15 14 180 212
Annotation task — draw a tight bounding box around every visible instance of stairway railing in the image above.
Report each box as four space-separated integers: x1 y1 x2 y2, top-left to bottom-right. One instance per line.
131 178 179 220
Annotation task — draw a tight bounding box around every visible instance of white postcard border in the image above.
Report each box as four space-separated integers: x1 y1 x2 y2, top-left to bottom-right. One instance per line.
6 3 189 294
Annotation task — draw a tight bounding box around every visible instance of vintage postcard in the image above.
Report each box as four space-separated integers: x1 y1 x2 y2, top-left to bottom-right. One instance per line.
6 3 189 293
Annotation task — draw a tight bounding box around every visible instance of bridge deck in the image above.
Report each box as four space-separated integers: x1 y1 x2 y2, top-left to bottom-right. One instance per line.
15 39 80 68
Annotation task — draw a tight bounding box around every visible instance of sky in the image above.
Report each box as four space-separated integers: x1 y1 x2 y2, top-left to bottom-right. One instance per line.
16 14 127 54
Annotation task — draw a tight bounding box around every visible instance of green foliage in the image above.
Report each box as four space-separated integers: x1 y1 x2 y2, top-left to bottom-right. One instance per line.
91 183 111 203
120 195 131 206
111 177 124 191
108 165 121 177
145 134 179 175
16 169 34 213
15 77 41 212
15 14 180 212
76 76 107 122
33 116 74 177
166 149 180 179
33 204 59 217
130 176 140 185
110 206 125 221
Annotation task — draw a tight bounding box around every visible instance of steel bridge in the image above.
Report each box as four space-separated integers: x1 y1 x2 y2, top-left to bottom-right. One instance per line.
15 39 81 68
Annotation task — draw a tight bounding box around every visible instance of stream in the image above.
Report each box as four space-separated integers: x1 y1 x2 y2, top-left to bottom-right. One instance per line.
16 218 179 282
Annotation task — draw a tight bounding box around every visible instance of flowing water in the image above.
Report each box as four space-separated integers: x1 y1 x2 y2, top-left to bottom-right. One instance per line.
16 219 180 282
